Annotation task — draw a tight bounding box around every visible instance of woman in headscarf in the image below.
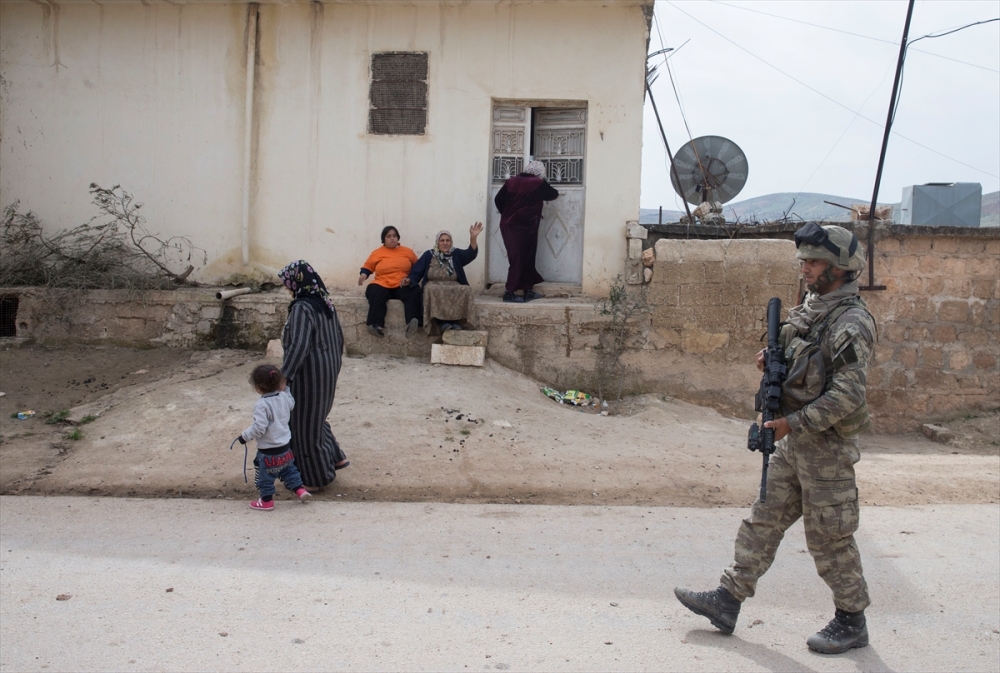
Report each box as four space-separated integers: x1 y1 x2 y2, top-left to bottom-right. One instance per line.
278 260 349 489
409 222 483 334
494 160 559 303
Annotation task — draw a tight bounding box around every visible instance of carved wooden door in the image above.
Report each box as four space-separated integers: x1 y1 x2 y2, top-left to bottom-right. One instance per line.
487 105 586 286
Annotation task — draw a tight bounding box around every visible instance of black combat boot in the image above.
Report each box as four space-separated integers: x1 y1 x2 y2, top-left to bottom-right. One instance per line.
806 609 869 654
673 586 742 634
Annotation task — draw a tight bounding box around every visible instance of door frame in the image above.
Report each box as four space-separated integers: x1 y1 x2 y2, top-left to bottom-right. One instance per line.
485 98 589 288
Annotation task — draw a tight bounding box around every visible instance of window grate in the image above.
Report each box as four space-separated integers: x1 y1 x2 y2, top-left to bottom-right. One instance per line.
369 52 428 135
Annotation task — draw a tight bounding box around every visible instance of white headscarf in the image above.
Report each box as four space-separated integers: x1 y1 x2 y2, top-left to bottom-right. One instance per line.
432 230 455 277
523 160 546 179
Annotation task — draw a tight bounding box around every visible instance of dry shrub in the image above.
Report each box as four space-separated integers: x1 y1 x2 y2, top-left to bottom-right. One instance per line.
1 184 205 291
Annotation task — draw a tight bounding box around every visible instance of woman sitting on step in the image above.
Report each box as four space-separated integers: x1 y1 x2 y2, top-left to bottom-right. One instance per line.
358 226 422 339
408 222 483 335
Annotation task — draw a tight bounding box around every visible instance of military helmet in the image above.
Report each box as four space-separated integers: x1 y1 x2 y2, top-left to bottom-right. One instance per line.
793 223 866 271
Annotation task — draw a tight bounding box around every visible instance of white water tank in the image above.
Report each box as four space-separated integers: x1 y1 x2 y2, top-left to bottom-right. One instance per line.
900 183 982 227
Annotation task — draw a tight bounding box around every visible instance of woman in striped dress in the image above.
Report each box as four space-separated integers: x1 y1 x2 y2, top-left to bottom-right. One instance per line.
278 260 349 489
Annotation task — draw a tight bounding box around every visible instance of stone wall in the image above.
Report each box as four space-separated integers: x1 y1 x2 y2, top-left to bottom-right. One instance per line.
639 225 1000 432
2 223 997 433
862 232 999 432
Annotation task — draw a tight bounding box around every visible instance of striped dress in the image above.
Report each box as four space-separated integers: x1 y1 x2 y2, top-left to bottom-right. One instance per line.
281 300 346 488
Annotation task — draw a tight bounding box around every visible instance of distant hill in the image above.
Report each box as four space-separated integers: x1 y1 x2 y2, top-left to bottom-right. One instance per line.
981 191 999 228
641 190 1000 227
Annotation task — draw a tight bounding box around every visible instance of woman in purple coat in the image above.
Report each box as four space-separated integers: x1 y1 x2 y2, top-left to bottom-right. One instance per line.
494 160 559 303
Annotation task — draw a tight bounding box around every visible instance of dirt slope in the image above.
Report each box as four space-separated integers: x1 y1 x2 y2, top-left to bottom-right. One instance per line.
1 345 996 507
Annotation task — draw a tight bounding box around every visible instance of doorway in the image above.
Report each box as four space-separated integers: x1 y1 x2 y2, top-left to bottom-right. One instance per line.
487 104 587 286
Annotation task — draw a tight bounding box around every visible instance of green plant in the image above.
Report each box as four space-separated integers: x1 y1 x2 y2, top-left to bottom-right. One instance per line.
45 410 70 425
66 429 84 440
595 274 648 402
78 415 97 425
460 429 470 436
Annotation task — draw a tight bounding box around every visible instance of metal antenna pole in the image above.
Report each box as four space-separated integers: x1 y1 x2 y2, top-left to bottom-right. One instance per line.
646 77 694 225
863 0 915 291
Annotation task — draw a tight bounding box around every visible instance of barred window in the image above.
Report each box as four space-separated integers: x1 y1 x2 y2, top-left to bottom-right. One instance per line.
369 52 428 135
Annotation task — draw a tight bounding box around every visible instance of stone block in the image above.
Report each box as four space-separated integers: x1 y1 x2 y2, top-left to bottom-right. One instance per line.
441 330 488 347
947 348 971 370
957 238 986 255
626 222 648 240
200 306 222 320
628 238 643 260
885 347 917 369
932 237 958 254
878 237 901 253
921 424 955 444
938 300 969 323
924 277 945 295
973 351 997 370
641 248 655 267
942 258 967 276
959 328 989 347
971 279 994 300
703 260 724 282
883 323 908 343
643 267 653 283
902 236 933 254
625 261 643 285
679 283 724 307
431 344 485 367
922 347 943 369
932 325 956 343
265 339 284 358
912 298 936 322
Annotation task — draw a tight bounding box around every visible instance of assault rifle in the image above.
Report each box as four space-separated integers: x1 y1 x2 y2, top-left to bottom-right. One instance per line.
747 297 787 502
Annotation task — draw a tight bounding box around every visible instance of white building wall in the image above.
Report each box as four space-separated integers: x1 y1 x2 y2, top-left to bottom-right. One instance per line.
0 0 650 293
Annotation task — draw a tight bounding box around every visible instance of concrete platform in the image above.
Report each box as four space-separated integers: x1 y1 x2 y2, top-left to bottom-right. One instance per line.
1 496 997 672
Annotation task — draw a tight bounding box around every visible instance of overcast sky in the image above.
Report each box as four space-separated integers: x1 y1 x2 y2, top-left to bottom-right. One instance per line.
640 0 1000 209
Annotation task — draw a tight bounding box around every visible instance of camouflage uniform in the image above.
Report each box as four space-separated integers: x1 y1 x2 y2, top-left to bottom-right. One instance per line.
720 291 876 614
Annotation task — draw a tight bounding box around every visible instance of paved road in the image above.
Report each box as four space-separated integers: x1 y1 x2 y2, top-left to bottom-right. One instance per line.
1 496 997 672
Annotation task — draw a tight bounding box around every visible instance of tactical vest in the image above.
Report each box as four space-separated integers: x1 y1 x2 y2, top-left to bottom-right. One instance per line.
778 297 874 437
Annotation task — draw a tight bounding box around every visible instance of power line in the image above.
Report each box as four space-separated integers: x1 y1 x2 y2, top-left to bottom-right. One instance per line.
796 61 895 196
707 0 1000 74
892 18 1000 123
663 1 1000 179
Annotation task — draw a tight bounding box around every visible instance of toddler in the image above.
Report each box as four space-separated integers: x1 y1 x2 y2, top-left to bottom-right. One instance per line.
237 364 310 511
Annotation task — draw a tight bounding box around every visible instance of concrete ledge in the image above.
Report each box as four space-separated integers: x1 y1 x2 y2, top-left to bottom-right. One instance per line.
442 330 488 347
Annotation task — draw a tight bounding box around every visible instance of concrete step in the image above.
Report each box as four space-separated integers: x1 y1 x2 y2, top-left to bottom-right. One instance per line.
430 343 486 367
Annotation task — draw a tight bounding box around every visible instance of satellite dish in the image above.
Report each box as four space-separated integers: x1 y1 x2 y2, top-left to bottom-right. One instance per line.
670 135 749 205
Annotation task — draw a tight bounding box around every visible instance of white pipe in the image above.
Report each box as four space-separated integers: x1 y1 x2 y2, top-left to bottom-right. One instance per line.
241 4 259 266
216 287 253 300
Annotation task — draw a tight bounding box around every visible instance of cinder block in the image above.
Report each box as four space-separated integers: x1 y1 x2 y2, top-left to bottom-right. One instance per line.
441 330 488 347
626 222 648 240
921 424 955 444
431 344 485 367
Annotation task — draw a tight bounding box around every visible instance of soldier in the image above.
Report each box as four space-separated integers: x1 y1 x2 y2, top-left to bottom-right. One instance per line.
674 223 877 655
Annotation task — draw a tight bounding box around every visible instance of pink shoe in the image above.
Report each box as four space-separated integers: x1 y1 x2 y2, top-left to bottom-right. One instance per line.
250 498 274 511
295 487 312 502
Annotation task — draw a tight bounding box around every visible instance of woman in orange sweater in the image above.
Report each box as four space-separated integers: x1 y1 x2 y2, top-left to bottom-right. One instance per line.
358 226 422 338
